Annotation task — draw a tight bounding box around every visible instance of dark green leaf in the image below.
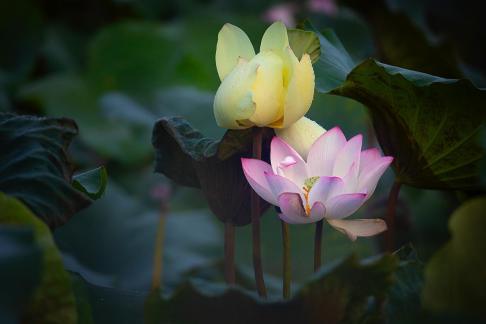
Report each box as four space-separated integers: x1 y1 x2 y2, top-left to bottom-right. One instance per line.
0 226 42 324
305 9 374 62
386 244 426 323
423 196 486 318
73 166 108 200
0 113 91 227
331 59 486 189
152 117 271 225
70 272 145 324
287 29 320 64
0 193 77 324
145 254 398 324
310 28 486 189
68 273 96 324
306 22 355 93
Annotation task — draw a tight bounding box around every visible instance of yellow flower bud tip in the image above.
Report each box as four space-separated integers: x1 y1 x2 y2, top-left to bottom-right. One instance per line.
216 23 255 81
275 117 325 160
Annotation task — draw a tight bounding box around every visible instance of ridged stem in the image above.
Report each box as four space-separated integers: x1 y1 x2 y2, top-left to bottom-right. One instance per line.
251 127 267 297
281 220 291 299
151 205 167 291
314 220 323 272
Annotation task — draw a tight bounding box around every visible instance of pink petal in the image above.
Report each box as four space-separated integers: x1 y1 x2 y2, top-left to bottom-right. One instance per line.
333 134 362 177
280 156 297 167
325 193 367 219
308 176 344 206
278 192 307 223
278 212 302 224
271 137 308 186
309 201 326 222
327 218 387 241
359 148 381 175
357 156 394 197
307 126 346 176
341 162 358 194
241 158 277 205
278 193 325 224
265 173 302 199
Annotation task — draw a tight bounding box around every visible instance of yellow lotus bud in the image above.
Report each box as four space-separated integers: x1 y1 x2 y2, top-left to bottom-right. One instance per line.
214 21 315 129
275 117 325 159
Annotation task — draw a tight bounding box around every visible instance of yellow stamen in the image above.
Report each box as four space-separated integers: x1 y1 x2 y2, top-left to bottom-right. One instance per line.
303 186 311 216
302 176 319 216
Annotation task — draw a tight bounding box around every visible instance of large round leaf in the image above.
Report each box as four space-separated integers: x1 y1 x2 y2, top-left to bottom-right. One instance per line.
332 60 486 189
309 25 486 190
145 254 397 324
0 113 91 227
152 117 272 225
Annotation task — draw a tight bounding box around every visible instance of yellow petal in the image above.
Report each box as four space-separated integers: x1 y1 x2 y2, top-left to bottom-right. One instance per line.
249 52 285 126
213 59 257 129
275 117 326 160
260 21 289 53
216 23 255 81
281 53 315 128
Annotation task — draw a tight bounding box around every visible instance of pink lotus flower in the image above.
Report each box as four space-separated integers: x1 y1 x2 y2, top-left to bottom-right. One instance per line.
241 127 393 240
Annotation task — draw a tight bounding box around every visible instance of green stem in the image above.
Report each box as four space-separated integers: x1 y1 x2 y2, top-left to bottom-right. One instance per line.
224 221 236 284
385 180 402 252
314 220 323 272
151 206 167 291
281 220 291 299
251 127 267 297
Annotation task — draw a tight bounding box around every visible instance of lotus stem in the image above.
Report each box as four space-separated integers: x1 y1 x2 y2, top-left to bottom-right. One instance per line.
251 127 267 298
224 221 236 284
151 204 167 291
314 219 323 272
385 180 402 252
281 220 291 299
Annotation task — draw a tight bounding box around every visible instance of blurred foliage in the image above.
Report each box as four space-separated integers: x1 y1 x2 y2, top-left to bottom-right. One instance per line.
340 0 463 78
0 193 77 324
0 226 41 323
423 196 486 318
0 0 485 322
0 0 43 85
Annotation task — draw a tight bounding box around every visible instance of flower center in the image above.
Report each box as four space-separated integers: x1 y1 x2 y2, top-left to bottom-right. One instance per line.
302 176 319 216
